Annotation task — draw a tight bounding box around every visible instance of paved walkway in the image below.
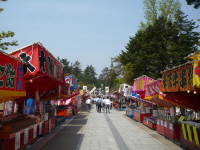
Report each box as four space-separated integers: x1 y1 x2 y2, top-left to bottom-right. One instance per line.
29 105 182 150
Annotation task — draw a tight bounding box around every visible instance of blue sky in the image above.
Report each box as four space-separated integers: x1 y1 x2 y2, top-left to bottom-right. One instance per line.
1 0 200 75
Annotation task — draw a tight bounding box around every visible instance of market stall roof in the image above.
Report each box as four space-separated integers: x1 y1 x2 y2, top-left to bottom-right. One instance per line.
0 51 26 103
10 42 64 100
160 60 200 110
145 80 173 107
132 75 155 98
132 96 156 105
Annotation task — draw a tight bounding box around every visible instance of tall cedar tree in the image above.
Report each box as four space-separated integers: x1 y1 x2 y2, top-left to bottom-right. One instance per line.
0 0 18 50
118 11 200 84
186 0 200 8
82 65 97 85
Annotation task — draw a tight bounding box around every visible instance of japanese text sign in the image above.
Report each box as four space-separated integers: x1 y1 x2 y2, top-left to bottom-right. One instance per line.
133 75 154 92
161 63 193 92
10 43 64 83
0 52 25 91
145 80 161 98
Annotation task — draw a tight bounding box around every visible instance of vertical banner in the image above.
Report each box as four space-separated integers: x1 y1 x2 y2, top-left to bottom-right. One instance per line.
49 120 51 133
15 132 20 150
39 122 42 135
33 125 37 139
24 128 29 145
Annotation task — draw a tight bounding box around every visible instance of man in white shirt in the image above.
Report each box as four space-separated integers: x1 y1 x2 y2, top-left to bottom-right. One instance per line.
104 97 111 113
86 98 91 112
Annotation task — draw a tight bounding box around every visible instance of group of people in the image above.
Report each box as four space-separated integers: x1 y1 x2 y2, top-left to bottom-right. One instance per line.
85 96 113 113
95 97 112 113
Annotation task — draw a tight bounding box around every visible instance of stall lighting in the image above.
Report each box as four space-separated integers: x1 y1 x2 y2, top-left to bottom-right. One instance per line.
194 91 197 94
30 79 33 83
187 90 190 93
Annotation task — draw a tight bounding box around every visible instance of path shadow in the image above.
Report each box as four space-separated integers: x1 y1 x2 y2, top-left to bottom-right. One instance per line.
41 104 89 150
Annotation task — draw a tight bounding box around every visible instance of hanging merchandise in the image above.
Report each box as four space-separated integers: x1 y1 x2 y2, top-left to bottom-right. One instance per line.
25 98 36 115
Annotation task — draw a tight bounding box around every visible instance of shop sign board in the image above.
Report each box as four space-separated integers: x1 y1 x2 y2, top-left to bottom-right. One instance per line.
10 43 64 83
133 75 154 91
161 63 193 92
145 80 161 97
0 52 25 91
0 52 25 102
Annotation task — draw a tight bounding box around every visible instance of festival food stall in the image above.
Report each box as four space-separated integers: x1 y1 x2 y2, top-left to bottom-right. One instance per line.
160 53 200 150
0 51 31 150
144 79 180 139
132 75 154 123
7 42 65 150
54 74 81 125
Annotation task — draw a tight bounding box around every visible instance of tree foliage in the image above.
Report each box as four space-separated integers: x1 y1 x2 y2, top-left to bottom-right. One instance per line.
118 11 200 84
59 58 72 75
0 0 18 50
186 0 200 8
71 61 82 78
82 65 97 85
141 0 180 29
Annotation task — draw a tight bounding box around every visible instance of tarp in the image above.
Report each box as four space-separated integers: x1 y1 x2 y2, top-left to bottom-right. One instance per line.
161 62 193 92
10 42 64 100
0 51 26 103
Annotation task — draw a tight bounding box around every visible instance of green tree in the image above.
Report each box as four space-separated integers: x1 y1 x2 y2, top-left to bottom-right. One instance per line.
99 67 110 86
82 65 97 85
59 58 72 75
71 61 82 78
141 0 180 29
118 11 200 83
186 0 200 8
0 0 18 50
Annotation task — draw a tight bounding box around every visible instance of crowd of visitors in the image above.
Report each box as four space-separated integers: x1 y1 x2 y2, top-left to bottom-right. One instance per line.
85 96 112 113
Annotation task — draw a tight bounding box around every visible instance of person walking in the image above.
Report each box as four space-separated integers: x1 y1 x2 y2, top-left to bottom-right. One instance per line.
104 97 111 113
102 97 106 112
97 97 103 113
95 97 99 112
86 98 91 112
